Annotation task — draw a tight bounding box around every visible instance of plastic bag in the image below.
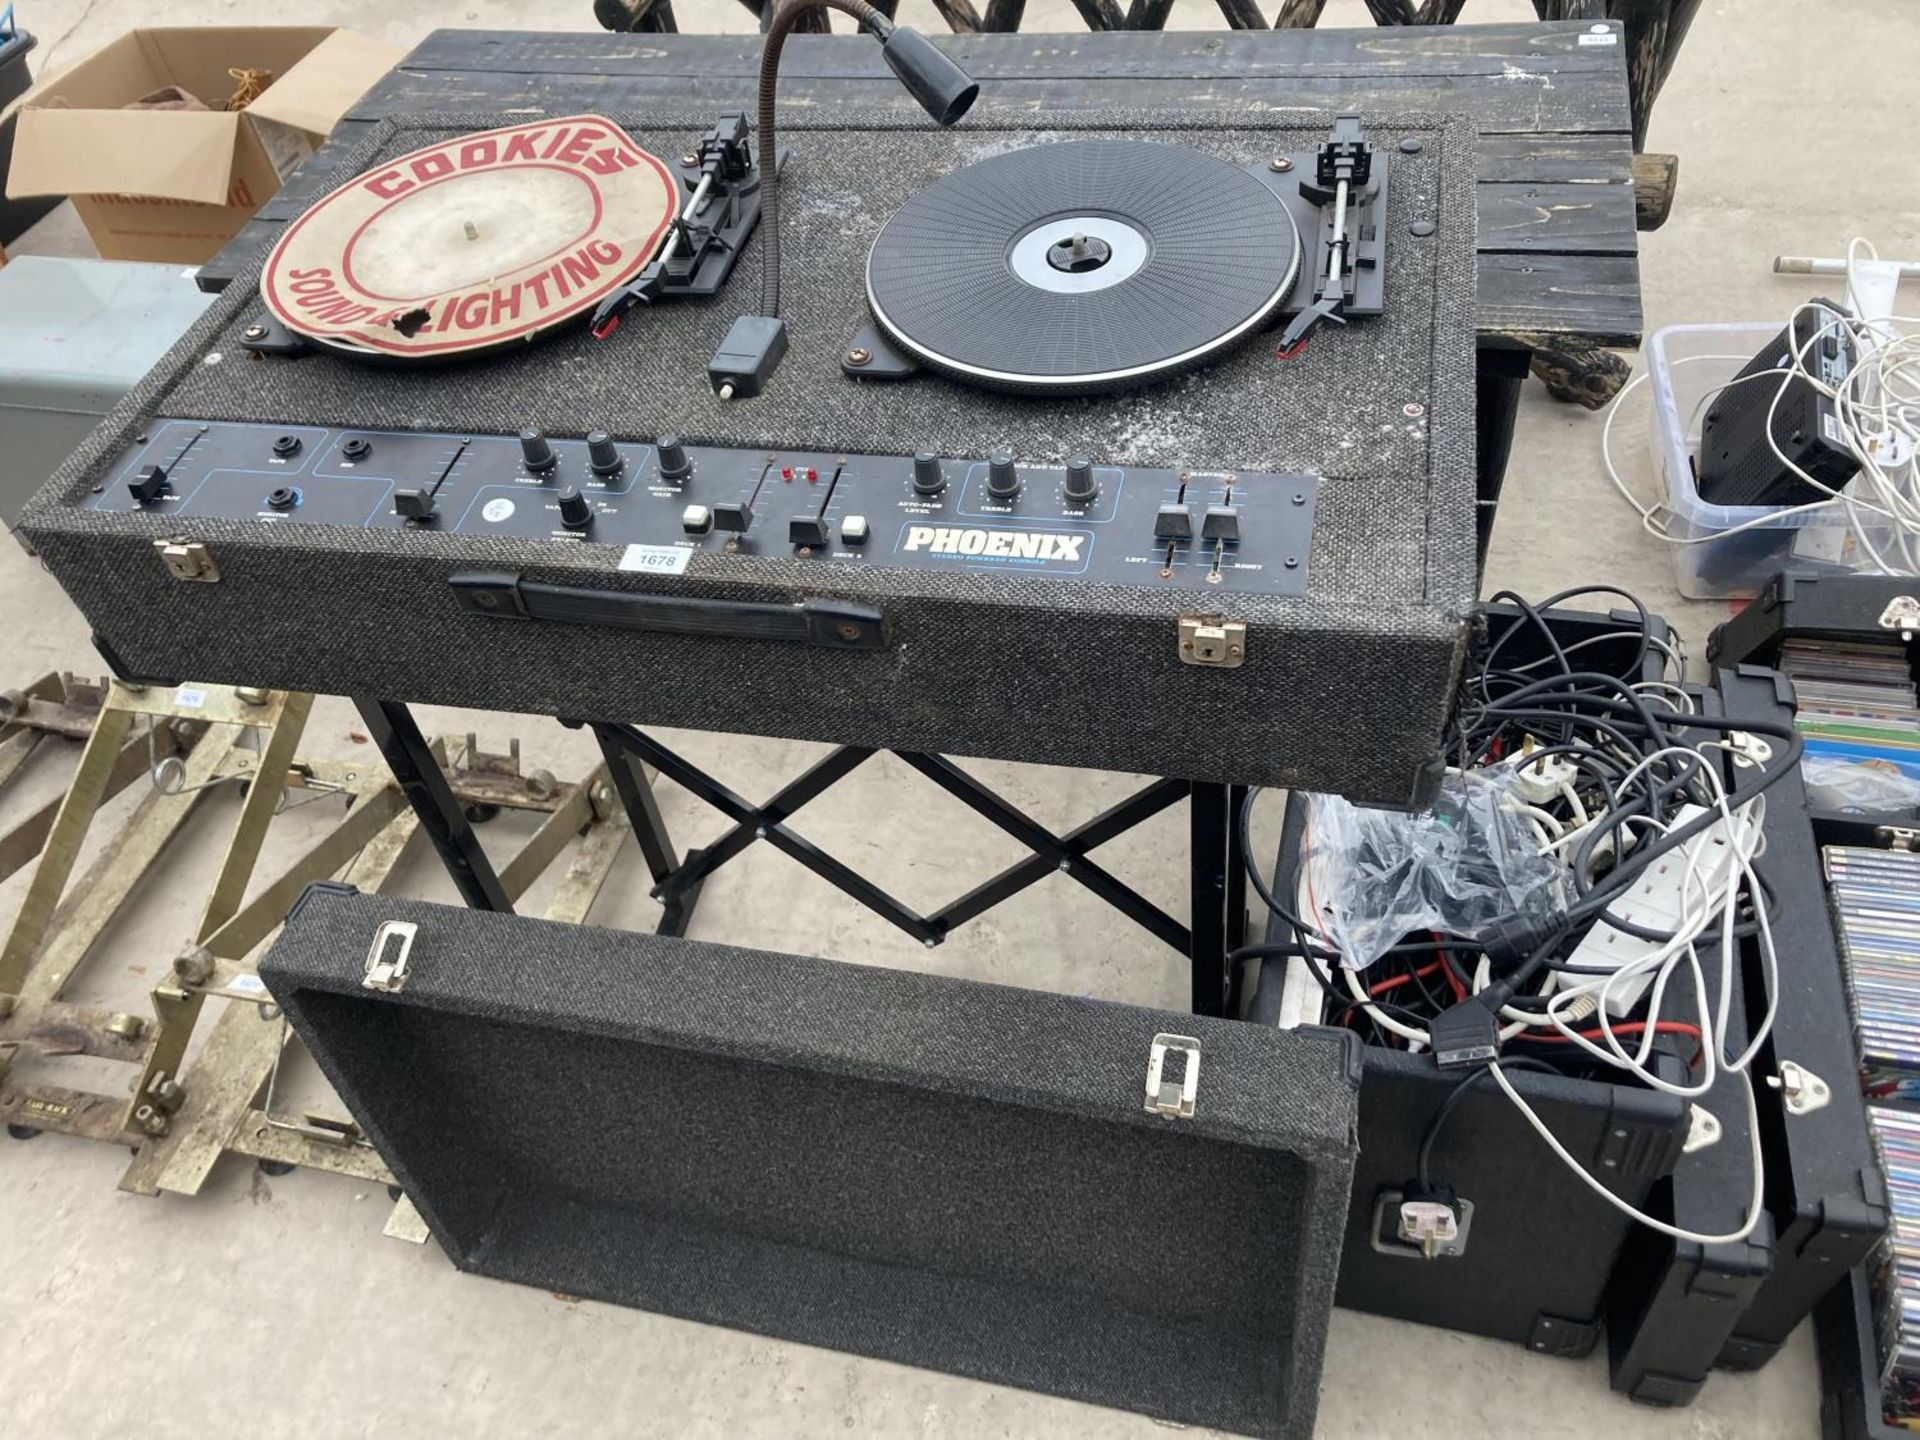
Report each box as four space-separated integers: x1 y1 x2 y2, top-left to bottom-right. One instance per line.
1300 768 1572 970
1802 754 1920 814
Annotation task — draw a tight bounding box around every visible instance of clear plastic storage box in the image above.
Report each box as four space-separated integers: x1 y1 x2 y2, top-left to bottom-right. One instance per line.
1648 322 1878 599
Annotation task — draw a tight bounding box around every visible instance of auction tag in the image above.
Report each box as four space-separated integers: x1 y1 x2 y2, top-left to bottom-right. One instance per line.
620 544 694 575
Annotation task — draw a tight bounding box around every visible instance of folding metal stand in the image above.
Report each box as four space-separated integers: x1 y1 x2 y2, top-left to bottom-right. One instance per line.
350 700 1249 1016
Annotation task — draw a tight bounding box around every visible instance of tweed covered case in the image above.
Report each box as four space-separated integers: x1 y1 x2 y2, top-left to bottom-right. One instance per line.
20 106 1477 805
260 886 1363 1437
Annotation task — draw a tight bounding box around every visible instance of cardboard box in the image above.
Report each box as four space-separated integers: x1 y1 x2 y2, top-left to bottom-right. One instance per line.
1 27 403 263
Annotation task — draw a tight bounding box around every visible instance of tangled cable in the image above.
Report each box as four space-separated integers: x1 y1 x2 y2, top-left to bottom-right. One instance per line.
1238 586 1804 1243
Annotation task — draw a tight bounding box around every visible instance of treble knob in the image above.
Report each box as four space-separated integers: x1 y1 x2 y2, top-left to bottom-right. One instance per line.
519 428 557 474
586 430 623 477
912 451 947 496
986 453 1021 499
557 486 595 530
657 433 692 481
1063 455 1098 504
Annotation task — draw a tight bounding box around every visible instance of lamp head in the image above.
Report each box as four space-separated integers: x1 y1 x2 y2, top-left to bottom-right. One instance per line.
879 26 979 127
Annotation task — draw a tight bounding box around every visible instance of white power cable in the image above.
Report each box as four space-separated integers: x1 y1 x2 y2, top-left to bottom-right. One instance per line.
1602 236 1920 573
1490 1062 1768 1247
1493 744 1779 1244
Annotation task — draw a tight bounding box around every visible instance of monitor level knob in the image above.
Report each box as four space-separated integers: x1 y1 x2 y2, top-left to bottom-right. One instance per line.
557 486 595 530
657 434 692 481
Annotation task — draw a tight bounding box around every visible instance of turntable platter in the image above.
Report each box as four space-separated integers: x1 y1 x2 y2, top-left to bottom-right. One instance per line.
864 140 1301 394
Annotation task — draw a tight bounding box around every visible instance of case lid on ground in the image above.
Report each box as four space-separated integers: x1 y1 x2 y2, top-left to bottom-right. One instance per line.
260 886 1362 1439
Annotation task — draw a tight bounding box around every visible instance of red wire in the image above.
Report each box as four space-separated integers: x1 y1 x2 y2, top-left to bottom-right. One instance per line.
1367 960 1444 997
1515 1020 1707 1070
1432 931 1467 1002
1532 1021 1703 1044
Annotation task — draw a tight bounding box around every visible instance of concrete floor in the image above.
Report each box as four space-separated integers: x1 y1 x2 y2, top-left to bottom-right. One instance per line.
4 0 1919 1435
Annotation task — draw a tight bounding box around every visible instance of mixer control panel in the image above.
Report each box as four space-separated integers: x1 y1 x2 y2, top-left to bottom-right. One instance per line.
96 421 1319 595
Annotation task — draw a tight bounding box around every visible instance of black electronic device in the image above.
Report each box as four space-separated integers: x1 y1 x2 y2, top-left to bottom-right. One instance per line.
1238 601 1700 1362
20 106 1477 805
1697 299 1862 508
1708 572 1920 830
1600 677 1773 1408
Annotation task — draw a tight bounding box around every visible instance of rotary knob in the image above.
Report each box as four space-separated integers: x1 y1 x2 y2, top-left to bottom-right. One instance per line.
1063 455 1098 504
557 486 595 530
911 451 946 496
986 453 1021 499
656 433 692 481
586 430 623 477
519 428 557 474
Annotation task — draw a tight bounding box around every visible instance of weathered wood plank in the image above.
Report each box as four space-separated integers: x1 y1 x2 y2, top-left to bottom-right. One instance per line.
248 100 1628 234
1475 180 1637 255
1633 150 1678 231
342 68 1629 137
1478 251 1640 347
1473 130 1630 185
397 23 1632 76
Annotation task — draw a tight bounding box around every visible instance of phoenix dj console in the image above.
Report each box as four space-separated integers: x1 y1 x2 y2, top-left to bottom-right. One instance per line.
22 106 1478 804
99 421 1317 596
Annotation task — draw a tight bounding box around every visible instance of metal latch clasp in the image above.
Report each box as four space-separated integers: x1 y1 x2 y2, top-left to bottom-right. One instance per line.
1878 595 1920 640
1177 616 1246 668
1768 1060 1831 1116
154 537 220 583
363 920 417 993
1144 1032 1201 1118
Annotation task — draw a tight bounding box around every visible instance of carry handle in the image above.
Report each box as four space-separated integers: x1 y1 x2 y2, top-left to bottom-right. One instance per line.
449 571 886 651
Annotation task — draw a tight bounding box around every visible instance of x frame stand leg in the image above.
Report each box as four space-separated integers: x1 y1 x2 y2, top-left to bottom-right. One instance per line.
362 704 1245 1016
353 699 512 913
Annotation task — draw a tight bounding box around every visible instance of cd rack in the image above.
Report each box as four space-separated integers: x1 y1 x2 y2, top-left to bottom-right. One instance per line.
1708 572 1920 833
